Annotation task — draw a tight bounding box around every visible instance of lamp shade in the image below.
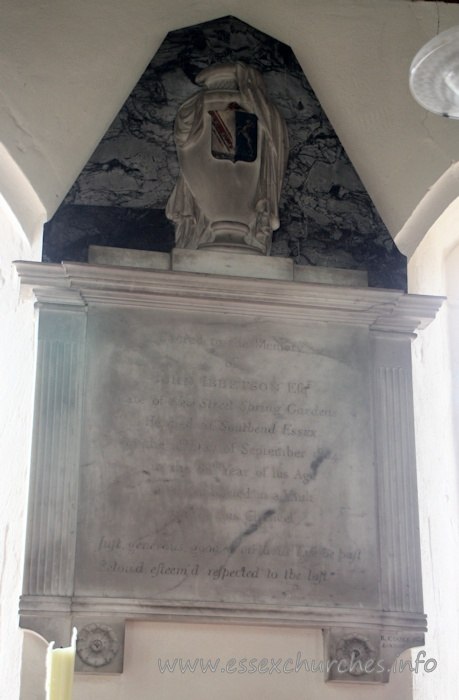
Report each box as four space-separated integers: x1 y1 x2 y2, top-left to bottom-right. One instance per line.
410 25 459 118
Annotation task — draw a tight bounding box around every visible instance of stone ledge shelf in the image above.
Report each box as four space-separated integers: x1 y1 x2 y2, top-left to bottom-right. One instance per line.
16 257 440 334
88 245 370 286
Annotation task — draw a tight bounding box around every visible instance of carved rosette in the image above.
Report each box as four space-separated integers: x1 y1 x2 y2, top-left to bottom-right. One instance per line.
335 634 377 676
76 623 119 668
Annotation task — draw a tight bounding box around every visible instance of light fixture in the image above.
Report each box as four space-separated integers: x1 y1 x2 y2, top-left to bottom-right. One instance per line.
410 25 459 118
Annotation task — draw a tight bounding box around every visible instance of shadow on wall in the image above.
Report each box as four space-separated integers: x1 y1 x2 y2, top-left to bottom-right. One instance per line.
42 16 406 291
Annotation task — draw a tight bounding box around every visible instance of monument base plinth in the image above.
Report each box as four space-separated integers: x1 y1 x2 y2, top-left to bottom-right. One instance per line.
88 245 370 286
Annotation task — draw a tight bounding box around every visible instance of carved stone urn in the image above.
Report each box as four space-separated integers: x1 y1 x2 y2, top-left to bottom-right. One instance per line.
166 62 288 255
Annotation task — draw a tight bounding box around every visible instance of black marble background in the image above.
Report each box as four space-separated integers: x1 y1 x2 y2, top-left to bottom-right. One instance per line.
43 16 406 290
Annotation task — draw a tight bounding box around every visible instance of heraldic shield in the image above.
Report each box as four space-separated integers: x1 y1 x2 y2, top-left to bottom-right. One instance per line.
208 102 258 163
166 62 288 253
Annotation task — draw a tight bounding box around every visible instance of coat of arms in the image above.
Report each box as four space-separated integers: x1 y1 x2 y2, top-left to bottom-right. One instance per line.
208 102 258 163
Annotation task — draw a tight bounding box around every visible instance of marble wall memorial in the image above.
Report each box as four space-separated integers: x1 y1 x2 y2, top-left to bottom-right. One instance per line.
18 16 436 685
17 254 441 682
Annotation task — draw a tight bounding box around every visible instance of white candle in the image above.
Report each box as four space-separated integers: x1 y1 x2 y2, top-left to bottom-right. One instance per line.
46 627 77 700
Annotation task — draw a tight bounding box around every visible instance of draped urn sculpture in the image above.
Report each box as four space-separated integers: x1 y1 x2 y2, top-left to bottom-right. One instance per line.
166 62 289 255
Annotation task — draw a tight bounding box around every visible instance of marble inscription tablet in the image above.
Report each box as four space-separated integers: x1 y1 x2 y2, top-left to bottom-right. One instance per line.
76 306 378 608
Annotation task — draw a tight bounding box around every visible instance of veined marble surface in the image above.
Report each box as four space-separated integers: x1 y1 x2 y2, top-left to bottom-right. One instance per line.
43 16 406 289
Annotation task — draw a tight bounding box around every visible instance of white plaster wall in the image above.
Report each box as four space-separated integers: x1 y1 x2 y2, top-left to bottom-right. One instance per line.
0 196 40 699
408 198 459 699
446 245 459 476
1 0 459 240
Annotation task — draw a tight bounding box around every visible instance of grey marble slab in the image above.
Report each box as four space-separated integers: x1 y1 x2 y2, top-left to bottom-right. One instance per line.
293 265 368 287
76 306 378 608
88 245 171 270
171 249 294 280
